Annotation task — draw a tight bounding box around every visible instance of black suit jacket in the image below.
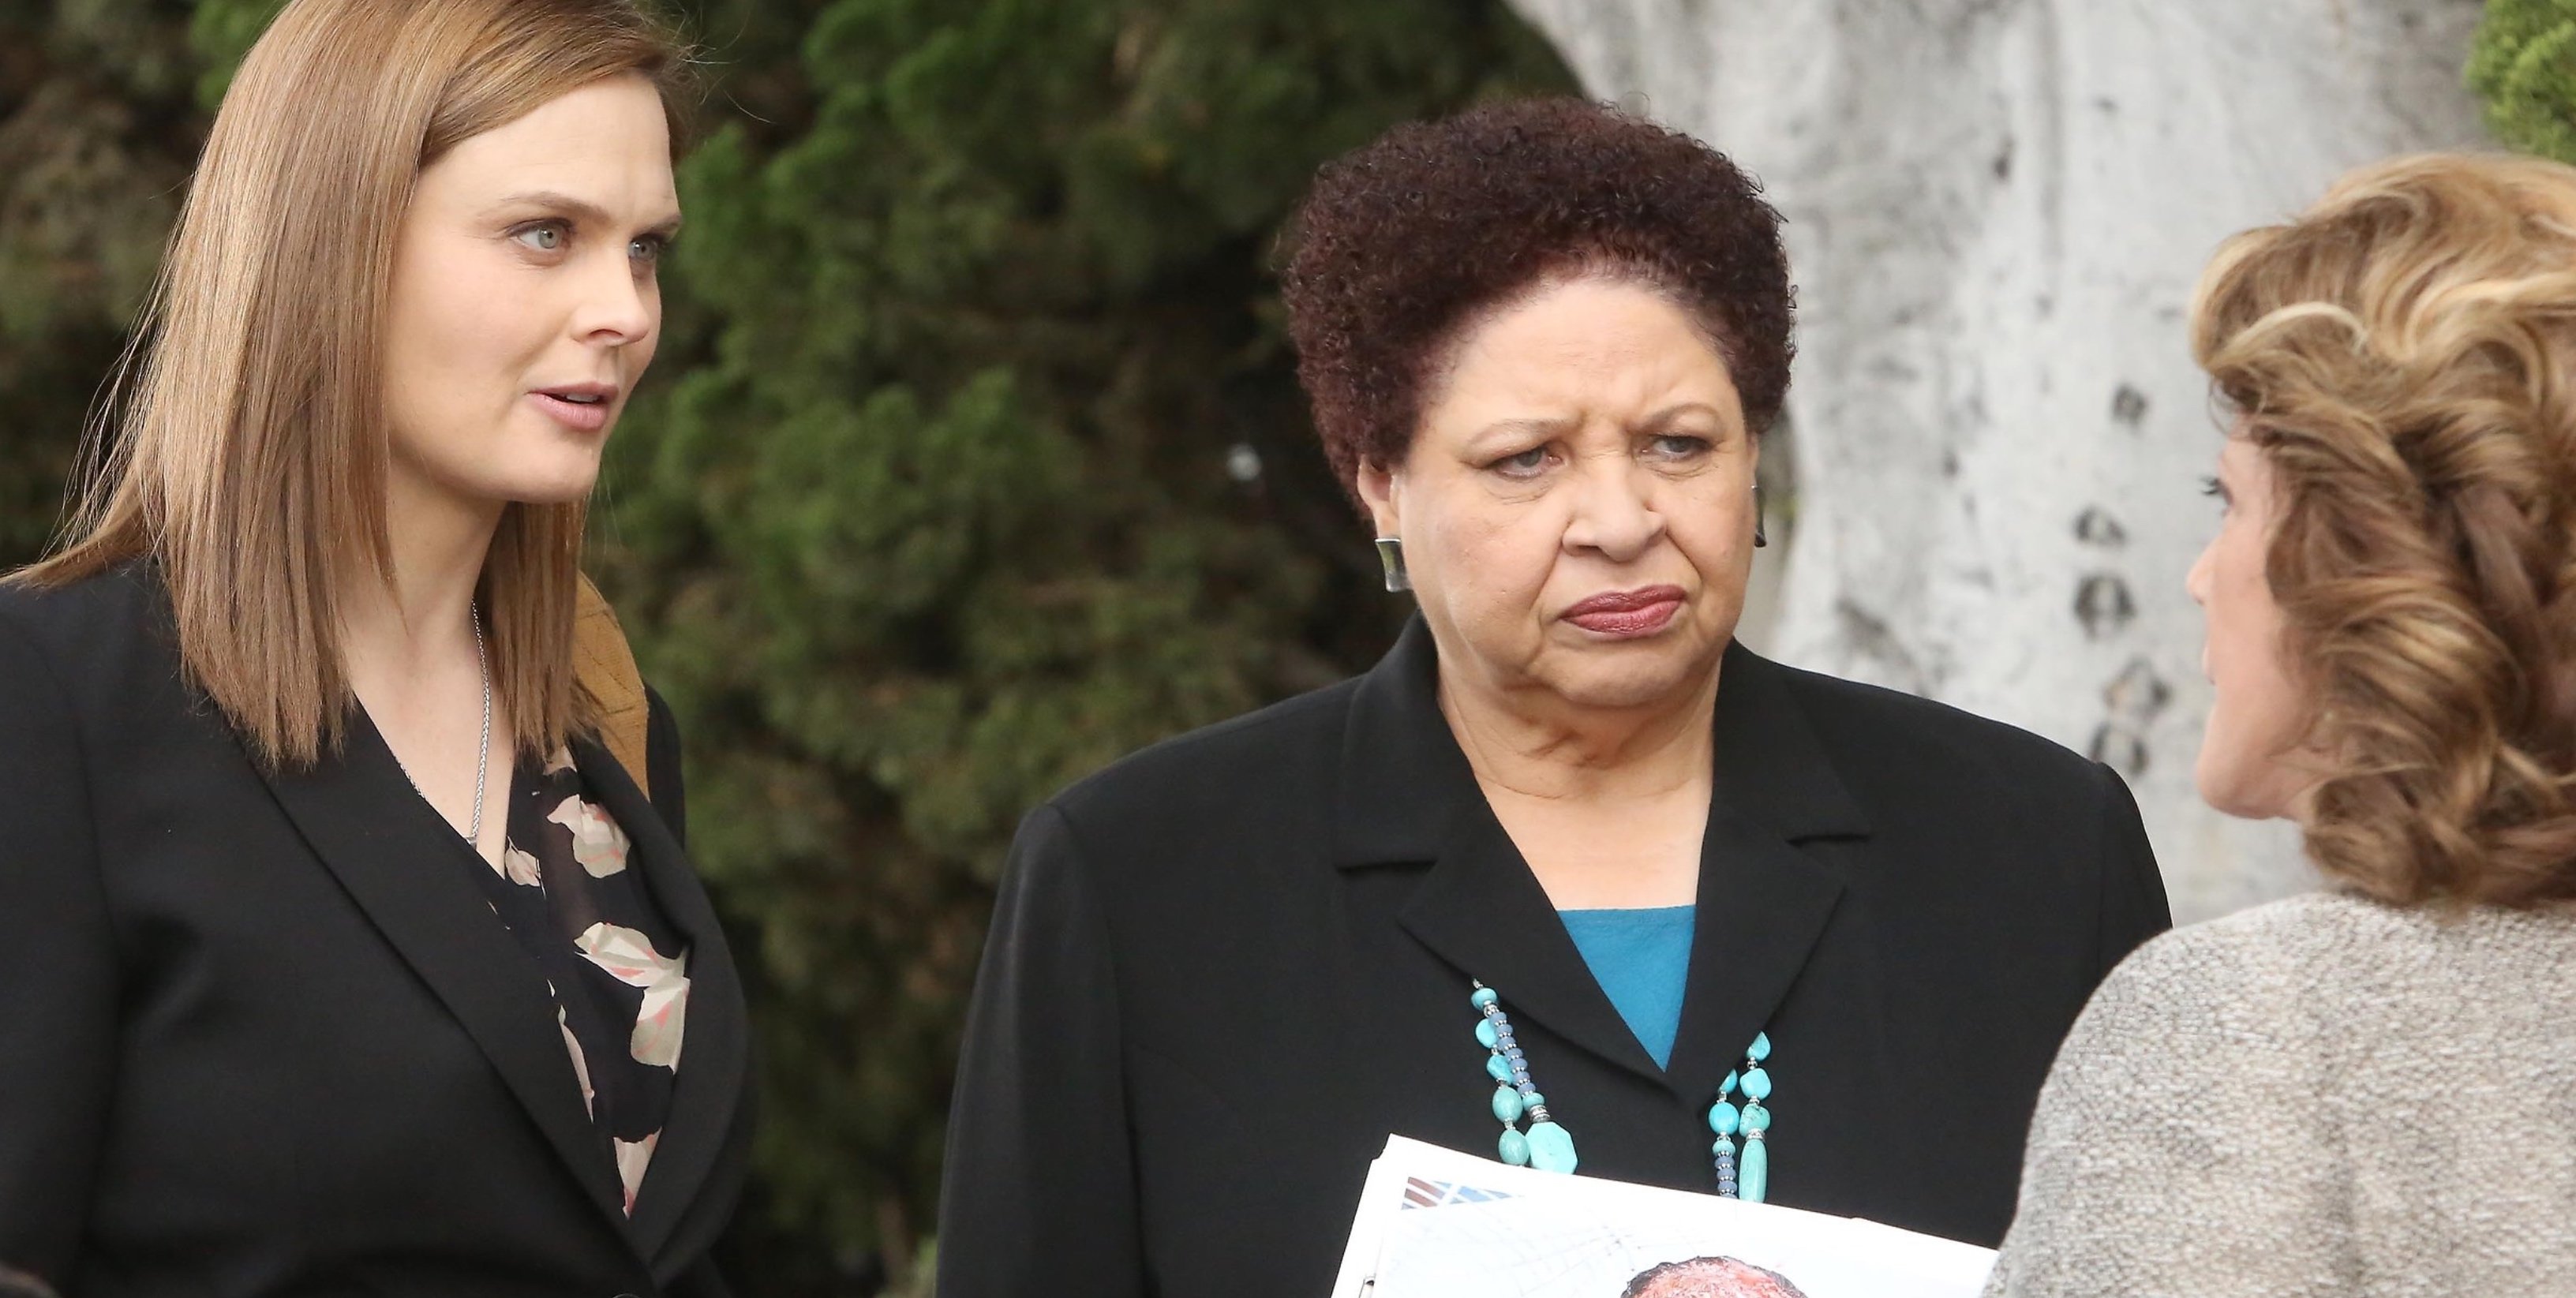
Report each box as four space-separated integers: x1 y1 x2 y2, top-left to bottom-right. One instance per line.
938 616 2170 1296
0 569 750 1298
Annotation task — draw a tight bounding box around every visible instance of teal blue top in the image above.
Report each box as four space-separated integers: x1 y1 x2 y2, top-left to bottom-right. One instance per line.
1557 905 1695 1069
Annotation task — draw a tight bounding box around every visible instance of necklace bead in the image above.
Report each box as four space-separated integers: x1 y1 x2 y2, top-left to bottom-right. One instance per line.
1739 1135 1770 1201
1524 1120 1578 1173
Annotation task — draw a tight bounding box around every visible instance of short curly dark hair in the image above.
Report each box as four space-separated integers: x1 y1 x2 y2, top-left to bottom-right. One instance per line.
1280 96 1795 500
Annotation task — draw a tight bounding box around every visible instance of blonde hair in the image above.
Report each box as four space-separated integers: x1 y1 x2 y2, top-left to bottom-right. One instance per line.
13 0 692 769
2192 151 2576 908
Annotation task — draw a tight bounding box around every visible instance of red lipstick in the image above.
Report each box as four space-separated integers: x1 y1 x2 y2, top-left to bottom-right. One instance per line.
1561 585 1685 638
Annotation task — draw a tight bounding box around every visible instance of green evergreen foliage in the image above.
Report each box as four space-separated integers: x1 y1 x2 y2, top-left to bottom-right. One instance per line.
0 0 200 563
600 2 1571 1284
2473 0 2576 163
0 0 1572 1288
188 0 286 108
0 0 272 563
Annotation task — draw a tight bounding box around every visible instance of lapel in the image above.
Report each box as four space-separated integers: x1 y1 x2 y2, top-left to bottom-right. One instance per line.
1399 805 1669 1082
571 735 750 1264
1339 622 1870 1098
256 710 633 1233
1341 618 1670 1084
1661 645 1870 1095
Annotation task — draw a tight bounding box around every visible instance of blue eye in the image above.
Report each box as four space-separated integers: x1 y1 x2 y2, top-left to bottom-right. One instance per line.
629 234 668 264
513 223 566 252
1647 434 1710 458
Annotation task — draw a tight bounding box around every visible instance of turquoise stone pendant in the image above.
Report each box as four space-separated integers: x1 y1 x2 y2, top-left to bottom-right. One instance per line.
1525 1120 1578 1173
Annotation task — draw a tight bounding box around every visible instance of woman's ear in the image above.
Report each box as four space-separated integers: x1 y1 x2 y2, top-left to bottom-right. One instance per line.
1356 460 1402 538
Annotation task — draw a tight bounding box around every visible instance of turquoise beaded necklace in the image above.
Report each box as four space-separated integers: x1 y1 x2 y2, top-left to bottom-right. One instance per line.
1469 981 1777 1201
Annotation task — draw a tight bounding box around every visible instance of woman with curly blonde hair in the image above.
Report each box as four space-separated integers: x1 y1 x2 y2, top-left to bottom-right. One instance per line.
1986 151 2576 1296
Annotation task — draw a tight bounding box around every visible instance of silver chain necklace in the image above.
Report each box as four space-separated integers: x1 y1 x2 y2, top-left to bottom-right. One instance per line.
391 603 492 847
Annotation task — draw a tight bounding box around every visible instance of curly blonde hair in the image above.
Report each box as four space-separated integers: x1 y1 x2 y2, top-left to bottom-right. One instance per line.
2192 151 2576 908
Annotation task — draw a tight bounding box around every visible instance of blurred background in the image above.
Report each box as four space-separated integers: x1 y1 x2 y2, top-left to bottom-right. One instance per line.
2 0 2569 1291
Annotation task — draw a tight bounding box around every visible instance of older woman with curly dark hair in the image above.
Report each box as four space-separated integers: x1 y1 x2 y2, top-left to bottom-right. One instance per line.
1986 152 2576 1298
937 97 2170 1298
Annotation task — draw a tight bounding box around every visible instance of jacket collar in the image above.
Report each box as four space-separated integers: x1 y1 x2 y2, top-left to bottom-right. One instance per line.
257 712 746 1266
1335 615 1869 1097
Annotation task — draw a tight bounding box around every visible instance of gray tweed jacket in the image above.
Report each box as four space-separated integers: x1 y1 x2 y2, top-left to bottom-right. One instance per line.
1985 890 2576 1297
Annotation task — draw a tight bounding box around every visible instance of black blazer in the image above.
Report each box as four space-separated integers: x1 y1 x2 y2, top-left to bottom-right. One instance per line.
938 616 2170 1297
0 569 751 1298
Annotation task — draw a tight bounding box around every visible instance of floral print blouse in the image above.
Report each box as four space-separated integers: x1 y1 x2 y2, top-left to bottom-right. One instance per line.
459 749 691 1214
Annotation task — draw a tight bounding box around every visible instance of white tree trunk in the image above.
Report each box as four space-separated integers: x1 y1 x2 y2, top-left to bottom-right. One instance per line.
1505 0 2489 921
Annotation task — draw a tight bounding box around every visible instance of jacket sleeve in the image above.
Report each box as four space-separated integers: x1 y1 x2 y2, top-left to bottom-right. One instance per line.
2088 761 2172 980
0 611 114 1286
936 802 1144 1296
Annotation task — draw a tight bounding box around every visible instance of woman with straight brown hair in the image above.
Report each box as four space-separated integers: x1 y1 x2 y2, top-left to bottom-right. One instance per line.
0 2 749 1295
1985 151 2576 1296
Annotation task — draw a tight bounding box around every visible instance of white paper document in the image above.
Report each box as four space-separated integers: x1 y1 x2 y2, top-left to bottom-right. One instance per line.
1332 1136 1997 1298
